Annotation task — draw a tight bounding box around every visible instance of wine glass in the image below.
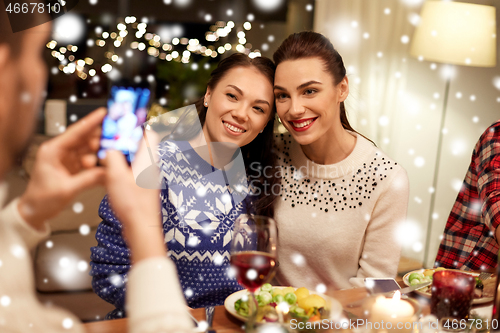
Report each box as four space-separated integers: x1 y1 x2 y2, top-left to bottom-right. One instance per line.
230 214 278 332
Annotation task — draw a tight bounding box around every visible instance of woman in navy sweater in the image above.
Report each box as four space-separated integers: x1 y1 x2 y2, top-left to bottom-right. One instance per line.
90 53 280 318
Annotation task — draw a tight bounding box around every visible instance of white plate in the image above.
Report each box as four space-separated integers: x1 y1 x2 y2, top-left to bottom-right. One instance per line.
403 269 493 304
224 286 343 322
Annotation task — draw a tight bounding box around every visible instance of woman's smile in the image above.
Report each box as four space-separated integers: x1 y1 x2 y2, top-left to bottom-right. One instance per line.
222 120 246 135
288 117 318 131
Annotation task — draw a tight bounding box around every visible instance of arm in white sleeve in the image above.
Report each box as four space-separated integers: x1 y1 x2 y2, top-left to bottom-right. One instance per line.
0 198 50 250
350 167 409 287
127 256 194 333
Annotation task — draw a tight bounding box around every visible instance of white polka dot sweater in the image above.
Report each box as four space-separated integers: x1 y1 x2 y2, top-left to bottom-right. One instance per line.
273 132 409 290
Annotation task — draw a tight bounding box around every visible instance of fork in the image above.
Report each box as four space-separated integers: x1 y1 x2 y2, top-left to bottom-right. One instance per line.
478 272 492 281
205 306 215 333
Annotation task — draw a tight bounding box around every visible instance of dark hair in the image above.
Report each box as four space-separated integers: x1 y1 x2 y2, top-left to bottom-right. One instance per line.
194 53 280 217
273 31 374 145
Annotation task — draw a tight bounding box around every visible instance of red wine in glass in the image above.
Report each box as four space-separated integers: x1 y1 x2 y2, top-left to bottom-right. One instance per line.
230 214 278 331
230 251 277 292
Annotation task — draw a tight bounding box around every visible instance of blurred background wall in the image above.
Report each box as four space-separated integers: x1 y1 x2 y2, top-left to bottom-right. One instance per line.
314 0 500 268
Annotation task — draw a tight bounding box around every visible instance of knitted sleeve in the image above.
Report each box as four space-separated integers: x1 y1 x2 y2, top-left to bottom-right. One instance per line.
350 166 409 286
89 195 131 317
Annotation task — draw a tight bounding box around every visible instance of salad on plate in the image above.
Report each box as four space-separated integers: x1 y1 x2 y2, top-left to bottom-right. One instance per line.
232 284 331 323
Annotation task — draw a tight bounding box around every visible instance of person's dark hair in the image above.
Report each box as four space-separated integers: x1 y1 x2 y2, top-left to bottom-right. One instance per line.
273 31 374 145
194 53 280 217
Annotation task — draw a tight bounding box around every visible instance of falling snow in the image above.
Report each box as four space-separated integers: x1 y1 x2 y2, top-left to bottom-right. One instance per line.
10 244 26 258
246 269 257 280
79 224 90 236
62 318 74 329
73 202 84 214
378 116 389 127
395 221 421 246
109 274 124 287
291 253 305 267
77 260 88 272
213 254 224 266
414 156 425 168
253 0 284 12
59 257 70 268
1 296 11 307
316 283 326 293
196 187 207 197
412 242 423 252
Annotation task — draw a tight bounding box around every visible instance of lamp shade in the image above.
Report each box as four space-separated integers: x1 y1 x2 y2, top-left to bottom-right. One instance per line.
410 1 496 67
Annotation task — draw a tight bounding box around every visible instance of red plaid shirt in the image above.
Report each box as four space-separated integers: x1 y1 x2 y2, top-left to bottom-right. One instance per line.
435 121 500 271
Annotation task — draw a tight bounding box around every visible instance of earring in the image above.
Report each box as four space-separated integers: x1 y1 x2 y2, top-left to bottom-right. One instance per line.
204 102 208 106
260 129 263 133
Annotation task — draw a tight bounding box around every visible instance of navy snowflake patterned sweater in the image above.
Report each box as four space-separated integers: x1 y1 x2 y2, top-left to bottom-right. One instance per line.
90 141 246 318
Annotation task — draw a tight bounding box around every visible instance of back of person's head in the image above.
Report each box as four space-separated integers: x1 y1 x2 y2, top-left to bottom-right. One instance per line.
0 10 51 175
0 10 21 56
0 8 48 57
273 31 373 144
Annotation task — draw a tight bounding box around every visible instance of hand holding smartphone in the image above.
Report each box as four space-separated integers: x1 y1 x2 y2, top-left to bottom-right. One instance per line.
98 83 151 164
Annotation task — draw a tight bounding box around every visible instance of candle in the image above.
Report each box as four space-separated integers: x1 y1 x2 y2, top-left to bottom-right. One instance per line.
369 291 416 333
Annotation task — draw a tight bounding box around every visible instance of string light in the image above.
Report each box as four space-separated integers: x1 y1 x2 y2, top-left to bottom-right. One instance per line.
48 17 264 80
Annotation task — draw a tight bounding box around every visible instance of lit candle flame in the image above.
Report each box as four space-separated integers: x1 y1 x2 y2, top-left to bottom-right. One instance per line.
392 290 401 301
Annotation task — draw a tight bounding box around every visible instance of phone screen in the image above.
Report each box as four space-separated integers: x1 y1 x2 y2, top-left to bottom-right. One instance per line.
98 86 151 163
364 278 401 294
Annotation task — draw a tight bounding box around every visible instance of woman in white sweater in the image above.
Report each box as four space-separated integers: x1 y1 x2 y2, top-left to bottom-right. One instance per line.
271 32 409 290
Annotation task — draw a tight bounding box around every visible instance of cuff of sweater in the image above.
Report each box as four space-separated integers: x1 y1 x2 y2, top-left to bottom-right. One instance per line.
349 277 365 288
0 198 50 250
127 256 194 333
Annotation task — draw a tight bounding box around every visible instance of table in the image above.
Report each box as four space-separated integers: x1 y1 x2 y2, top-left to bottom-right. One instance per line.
82 279 490 333
83 306 243 333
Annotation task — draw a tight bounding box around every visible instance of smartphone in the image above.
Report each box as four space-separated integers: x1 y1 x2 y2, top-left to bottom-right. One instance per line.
364 278 401 294
97 84 151 164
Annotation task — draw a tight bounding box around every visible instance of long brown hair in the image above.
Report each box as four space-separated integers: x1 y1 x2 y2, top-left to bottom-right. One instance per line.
194 53 280 217
273 31 374 145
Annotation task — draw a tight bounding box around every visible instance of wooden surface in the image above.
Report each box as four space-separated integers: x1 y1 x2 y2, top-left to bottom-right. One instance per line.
82 280 415 333
82 278 490 333
83 306 243 333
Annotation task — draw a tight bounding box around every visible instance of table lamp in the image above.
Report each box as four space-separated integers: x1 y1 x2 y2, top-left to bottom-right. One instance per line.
409 0 496 265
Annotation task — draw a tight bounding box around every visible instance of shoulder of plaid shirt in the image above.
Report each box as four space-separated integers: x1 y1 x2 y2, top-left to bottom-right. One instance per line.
435 120 500 271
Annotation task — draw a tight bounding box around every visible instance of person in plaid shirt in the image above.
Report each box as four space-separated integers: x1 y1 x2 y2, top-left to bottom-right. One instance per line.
435 121 500 271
